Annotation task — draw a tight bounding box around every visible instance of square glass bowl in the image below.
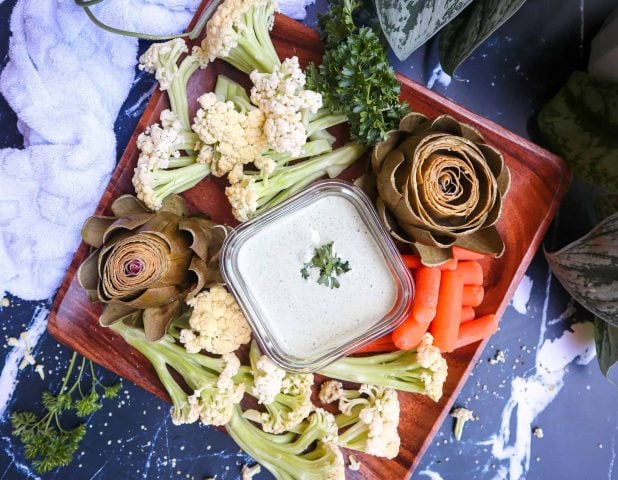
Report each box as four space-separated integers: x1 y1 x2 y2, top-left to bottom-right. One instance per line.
220 179 414 372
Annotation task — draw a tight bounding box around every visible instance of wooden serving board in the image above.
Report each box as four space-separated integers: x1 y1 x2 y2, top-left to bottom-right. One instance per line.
48 3 570 479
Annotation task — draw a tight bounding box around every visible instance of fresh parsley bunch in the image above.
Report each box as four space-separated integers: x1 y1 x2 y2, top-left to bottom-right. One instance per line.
11 352 121 474
306 0 409 145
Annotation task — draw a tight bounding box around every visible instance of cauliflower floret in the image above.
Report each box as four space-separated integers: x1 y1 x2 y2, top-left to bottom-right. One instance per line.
415 333 448 402
252 355 286 404
192 93 267 180
250 56 322 155
334 384 400 459
180 286 251 355
133 109 204 211
451 406 475 441
139 39 188 91
204 0 279 74
188 353 245 426
225 177 258 222
319 380 344 405
246 340 314 431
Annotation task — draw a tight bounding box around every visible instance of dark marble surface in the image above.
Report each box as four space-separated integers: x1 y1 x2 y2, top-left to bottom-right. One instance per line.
1 1 617 479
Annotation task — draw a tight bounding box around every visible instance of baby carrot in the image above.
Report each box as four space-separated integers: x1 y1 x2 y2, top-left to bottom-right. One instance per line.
456 261 483 285
429 270 464 352
402 254 422 269
461 306 475 323
452 246 486 261
401 254 457 271
392 315 431 350
355 335 397 353
392 267 441 350
454 314 498 349
411 267 441 323
462 285 484 307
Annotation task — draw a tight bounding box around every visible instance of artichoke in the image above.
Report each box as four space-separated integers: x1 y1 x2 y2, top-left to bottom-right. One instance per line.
372 113 511 265
77 194 228 341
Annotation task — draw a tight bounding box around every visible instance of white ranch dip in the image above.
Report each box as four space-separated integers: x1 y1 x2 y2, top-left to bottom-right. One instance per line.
236 195 397 359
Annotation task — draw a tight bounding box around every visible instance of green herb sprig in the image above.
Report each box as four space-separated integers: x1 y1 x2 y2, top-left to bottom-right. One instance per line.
11 352 121 474
301 241 351 289
306 0 409 145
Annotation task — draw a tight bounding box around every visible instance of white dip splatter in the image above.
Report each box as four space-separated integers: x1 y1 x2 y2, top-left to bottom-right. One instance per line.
511 274 533 314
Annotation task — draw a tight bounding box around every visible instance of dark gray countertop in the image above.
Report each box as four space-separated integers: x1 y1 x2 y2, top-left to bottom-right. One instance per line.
1 1 617 479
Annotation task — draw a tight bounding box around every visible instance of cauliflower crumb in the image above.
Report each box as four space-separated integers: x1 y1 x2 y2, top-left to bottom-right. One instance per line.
1 297 10 307
451 407 475 441
348 455 361 471
533 427 544 438
35 364 45 380
241 463 261 479
180 286 251 355
489 350 506 364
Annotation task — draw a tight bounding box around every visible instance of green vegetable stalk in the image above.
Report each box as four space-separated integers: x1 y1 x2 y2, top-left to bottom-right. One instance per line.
204 0 281 74
226 142 368 221
110 320 244 426
11 352 121 474
226 406 345 480
319 334 448 401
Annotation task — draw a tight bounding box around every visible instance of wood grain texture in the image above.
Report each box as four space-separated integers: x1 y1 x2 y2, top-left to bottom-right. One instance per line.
48 3 571 479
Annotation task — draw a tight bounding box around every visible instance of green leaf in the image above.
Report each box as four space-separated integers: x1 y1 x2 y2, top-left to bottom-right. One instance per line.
538 71 618 194
374 0 474 61
594 317 618 378
439 0 527 75
545 212 618 326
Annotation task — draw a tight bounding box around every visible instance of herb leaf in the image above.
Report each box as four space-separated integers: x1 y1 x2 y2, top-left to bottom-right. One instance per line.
301 241 351 289
307 0 409 145
11 351 121 474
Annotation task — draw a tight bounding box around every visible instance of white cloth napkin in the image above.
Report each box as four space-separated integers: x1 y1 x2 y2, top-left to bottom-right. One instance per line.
0 0 314 301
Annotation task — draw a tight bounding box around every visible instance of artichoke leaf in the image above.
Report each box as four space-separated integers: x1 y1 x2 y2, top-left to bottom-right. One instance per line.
399 112 429 134
143 301 181 342
100 303 139 327
111 194 148 217
159 194 188 216
124 285 184 309
455 225 505 257
77 250 101 292
82 216 116 248
545 213 618 326
371 130 406 173
102 214 152 246
413 242 455 266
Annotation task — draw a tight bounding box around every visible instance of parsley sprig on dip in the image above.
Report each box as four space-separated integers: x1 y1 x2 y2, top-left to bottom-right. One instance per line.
301 241 351 289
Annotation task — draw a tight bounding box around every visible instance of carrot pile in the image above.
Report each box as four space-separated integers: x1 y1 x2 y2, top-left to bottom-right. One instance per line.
359 247 499 354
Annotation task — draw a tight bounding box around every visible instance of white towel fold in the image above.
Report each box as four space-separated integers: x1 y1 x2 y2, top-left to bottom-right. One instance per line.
0 0 315 300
